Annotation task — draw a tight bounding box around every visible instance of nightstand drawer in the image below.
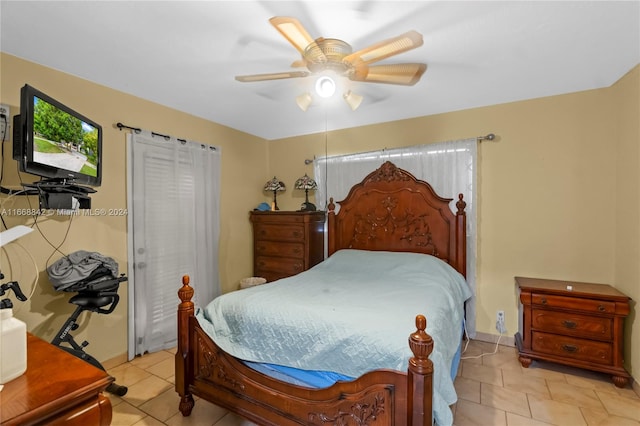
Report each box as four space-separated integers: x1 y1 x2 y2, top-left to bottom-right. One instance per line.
255 241 304 258
532 309 612 340
532 331 612 365
255 256 304 275
532 293 615 314
254 224 305 242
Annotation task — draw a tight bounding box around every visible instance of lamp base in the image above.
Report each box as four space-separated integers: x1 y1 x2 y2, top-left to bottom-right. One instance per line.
299 202 316 212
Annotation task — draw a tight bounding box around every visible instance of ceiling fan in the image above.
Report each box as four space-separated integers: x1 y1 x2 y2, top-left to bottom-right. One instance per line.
235 16 427 111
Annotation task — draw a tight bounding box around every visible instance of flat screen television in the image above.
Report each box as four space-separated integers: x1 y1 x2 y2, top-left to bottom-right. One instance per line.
13 84 102 187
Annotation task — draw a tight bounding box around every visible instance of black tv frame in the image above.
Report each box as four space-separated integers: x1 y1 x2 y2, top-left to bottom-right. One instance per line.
13 84 102 187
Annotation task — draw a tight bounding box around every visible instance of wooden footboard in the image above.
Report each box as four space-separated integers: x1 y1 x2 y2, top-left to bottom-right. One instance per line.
176 276 434 426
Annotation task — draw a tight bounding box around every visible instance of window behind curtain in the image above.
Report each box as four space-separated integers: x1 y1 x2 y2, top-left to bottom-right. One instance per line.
313 139 478 337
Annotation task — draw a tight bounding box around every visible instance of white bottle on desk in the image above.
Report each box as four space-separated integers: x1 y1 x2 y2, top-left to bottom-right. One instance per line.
0 308 27 384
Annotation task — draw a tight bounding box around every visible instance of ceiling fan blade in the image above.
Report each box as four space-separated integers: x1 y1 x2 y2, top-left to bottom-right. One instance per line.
290 59 307 68
350 63 427 85
269 16 315 55
235 71 310 82
343 30 423 66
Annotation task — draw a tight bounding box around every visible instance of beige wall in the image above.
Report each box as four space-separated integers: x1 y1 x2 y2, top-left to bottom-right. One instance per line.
612 65 640 378
0 53 266 361
2 52 638 381
270 65 639 378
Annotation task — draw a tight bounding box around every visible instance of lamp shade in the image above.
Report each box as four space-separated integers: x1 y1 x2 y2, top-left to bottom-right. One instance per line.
343 90 363 111
264 177 286 192
296 92 313 112
294 174 317 191
294 174 318 211
264 177 286 211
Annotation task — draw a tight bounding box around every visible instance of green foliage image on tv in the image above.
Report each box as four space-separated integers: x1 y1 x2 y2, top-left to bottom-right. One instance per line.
32 96 99 178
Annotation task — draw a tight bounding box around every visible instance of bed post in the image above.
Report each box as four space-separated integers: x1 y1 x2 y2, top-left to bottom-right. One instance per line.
455 194 467 278
327 197 336 256
407 315 434 426
176 275 195 416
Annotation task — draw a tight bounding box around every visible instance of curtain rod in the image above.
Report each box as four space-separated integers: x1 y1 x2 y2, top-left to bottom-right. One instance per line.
303 134 497 164
115 122 191 145
477 133 496 142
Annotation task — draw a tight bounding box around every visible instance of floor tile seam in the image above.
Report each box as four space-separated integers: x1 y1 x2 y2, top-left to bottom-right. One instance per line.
108 362 156 385
135 401 171 425
526 391 595 426
547 380 604 410
114 400 156 424
479 382 533 419
456 398 509 424
592 387 640 421
143 367 176 382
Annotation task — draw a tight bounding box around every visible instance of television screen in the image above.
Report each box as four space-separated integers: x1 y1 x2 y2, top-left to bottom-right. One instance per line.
14 84 102 187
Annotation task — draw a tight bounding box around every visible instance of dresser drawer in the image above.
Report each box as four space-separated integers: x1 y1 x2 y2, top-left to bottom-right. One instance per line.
532 309 612 340
254 224 305 242
255 241 304 258
255 256 304 275
532 293 615 314
251 211 324 282
532 331 612 365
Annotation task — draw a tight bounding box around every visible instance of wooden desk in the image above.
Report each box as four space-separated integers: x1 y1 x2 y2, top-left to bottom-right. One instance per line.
0 333 113 425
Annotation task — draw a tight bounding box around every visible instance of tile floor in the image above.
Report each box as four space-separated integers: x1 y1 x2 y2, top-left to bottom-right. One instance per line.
107 340 640 426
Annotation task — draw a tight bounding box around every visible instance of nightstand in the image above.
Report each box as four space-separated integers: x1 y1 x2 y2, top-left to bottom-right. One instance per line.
515 276 632 387
250 211 325 282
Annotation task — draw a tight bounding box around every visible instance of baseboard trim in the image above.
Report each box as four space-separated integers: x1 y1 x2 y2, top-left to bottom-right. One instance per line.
472 331 515 347
102 352 128 370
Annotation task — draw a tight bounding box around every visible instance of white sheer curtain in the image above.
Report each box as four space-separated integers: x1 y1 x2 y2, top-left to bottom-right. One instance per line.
127 131 221 357
313 139 477 337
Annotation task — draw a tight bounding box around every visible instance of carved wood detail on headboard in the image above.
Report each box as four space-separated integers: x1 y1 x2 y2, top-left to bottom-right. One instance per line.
348 195 439 256
327 161 467 277
366 160 411 184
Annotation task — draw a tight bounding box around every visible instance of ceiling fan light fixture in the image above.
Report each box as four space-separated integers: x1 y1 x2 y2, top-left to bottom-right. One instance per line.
343 90 363 111
296 92 313 111
315 76 336 98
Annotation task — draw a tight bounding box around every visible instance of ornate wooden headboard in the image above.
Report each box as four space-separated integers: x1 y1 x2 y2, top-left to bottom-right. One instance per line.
327 161 467 277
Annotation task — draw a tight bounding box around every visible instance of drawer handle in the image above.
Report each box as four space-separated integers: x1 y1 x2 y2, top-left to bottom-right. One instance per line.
540 297 547 304
562 320 577 329
562 344 578 353
597 304 606 312
294 263 302 271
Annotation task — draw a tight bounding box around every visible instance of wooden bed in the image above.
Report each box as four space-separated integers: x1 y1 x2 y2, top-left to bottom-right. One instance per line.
176 161 467 425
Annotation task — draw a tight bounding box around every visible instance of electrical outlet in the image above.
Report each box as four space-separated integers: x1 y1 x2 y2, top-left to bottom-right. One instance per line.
496 310 506 334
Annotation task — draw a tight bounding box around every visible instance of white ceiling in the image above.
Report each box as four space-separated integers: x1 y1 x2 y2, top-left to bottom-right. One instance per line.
1 1 639 140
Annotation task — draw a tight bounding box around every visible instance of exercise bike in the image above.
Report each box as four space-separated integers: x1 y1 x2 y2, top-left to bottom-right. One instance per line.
50 272 129 396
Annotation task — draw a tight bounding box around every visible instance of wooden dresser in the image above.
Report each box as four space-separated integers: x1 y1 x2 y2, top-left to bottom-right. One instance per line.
1 333 113 425
250 211 325 282
515 276 631 387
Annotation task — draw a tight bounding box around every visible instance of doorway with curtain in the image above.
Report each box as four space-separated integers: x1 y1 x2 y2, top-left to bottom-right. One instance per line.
313 138 478 337
126 130 221 358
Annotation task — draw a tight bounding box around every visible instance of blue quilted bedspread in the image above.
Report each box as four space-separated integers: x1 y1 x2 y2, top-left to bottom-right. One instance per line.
196 249 472 425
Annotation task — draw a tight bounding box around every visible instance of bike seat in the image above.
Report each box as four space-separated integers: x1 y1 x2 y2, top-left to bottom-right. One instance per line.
69 292 116 310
